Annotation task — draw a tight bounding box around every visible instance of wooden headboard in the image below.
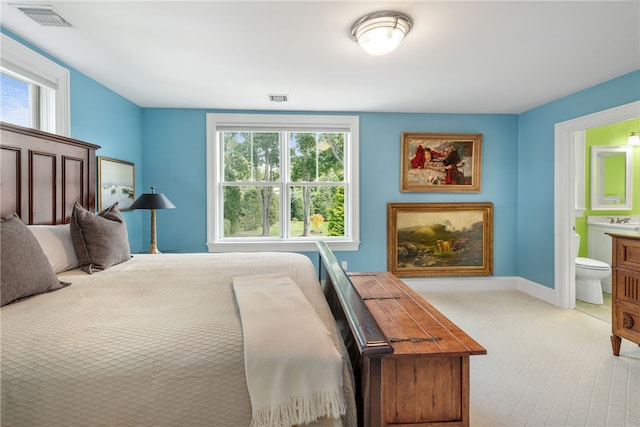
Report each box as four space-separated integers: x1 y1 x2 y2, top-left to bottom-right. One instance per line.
0 122 100 225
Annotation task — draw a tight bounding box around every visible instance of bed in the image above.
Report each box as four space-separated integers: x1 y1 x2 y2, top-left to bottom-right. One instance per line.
2 250 358 426
0 122 364 426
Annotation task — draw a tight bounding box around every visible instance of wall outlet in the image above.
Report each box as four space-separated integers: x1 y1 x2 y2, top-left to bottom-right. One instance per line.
341 261 348 270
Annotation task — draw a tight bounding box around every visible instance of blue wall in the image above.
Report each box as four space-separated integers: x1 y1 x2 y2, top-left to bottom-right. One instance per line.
4 27 639 288
71 71 144 252
140 109 208 252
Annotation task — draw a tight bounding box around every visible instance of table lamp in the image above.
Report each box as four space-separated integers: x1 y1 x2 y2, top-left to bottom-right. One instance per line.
129 186 176 254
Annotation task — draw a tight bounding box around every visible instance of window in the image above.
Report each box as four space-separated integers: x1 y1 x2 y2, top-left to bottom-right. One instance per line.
0 33 70 136
0 72 30 127
207 113 360 252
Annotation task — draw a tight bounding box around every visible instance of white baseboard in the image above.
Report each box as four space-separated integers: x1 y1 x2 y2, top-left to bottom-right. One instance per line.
515 276 557 305
403 276 558 306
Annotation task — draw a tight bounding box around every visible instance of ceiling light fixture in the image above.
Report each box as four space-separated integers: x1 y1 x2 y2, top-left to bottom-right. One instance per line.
628 131 640 146
350 11 413 56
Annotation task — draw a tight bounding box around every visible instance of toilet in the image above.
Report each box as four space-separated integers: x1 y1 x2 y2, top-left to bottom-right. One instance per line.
574 233 611 305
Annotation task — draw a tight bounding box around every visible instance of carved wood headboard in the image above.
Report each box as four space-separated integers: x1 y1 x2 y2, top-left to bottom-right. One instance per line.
0 122 100 225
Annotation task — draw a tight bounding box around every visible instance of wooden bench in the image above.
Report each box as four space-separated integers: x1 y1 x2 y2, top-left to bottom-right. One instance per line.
347 272 486 427
317 240 486 427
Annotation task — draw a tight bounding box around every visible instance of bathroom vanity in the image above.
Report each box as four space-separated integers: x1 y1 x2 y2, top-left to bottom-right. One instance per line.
609 232 640 356
587 216 640 293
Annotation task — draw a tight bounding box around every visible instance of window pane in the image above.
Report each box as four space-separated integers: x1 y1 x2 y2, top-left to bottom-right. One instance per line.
290 132 345 182
223 185 280 237
0 73 30 126
222 131 280 182
317 133 345 182
290 185 345 238
252 132 280 182
223 132 251 181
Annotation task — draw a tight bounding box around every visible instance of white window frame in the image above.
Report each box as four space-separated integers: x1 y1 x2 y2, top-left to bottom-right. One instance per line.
1 33 70 136
206 113 360 252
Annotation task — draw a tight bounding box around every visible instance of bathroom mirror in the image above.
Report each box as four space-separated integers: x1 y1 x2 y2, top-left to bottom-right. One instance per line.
590 145 634 210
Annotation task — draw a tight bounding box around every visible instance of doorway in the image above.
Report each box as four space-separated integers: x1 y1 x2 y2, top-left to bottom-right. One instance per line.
554 101 640 309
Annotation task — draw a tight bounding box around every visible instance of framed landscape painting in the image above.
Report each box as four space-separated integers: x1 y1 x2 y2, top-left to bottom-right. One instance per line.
387 202 493 277
98 156 135 211
401 132 482 192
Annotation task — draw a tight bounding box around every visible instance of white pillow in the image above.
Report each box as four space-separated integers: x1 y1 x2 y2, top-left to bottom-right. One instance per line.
28 224 80 273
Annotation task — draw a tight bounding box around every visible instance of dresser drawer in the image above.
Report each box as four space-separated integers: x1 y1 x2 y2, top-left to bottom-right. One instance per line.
613 269 640 306
612 300 640 344
612 236 640 269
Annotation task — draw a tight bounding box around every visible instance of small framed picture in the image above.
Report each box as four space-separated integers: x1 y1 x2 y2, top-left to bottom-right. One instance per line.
387 202 494 277
401 132 482 192
98 156 135 211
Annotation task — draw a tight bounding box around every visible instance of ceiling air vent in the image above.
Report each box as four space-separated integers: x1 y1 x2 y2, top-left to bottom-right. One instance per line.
15 5 72 27
268 94 289 103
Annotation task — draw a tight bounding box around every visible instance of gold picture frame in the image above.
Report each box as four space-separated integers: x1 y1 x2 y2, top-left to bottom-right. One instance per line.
387 202 494 277
401 132 482 192
98 156 135 211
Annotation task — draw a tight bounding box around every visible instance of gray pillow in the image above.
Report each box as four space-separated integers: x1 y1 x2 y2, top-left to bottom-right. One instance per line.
1 214 69 306
70 202 131 274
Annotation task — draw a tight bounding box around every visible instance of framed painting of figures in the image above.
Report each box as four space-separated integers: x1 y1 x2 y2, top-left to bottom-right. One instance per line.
401 132 482 192
387 202 493 277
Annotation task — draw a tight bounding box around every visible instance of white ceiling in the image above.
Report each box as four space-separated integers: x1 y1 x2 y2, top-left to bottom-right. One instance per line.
1 0 639 114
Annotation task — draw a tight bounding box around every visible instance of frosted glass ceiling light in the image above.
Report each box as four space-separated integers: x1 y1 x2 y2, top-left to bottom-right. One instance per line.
628 132 640 146
350 11 413 56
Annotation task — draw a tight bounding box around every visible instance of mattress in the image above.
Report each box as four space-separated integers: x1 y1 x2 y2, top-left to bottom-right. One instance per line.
1 253 356 427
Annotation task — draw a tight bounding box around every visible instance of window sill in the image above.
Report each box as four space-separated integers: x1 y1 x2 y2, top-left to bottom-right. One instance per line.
206 240 360 252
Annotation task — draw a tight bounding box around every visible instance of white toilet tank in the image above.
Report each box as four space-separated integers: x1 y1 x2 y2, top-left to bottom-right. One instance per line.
587 224 613 292
573 232 580 259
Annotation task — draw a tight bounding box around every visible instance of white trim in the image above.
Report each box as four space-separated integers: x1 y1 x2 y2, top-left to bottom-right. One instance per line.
206 240 359 252
516 276 557 305
574 130 586 217
0 33 70 136
554 101 640 309
403 276 556 305
205 113 360 252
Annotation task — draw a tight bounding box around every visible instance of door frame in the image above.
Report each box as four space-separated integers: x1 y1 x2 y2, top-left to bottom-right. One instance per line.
554 101 640 308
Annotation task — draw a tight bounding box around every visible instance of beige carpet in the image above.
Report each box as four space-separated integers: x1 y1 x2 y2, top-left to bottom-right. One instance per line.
418 290 640 427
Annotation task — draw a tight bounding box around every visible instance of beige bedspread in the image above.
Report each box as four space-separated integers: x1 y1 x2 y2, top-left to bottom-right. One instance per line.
0 253 356 427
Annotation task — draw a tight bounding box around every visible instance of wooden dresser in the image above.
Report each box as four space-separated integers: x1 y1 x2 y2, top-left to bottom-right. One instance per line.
608 233 640 356
348 271 486 427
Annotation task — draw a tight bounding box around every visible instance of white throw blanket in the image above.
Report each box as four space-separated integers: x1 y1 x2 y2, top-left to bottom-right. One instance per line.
233 273 346 427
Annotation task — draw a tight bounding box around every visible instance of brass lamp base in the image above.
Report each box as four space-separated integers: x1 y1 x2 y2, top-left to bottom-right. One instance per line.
147 208 162 254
